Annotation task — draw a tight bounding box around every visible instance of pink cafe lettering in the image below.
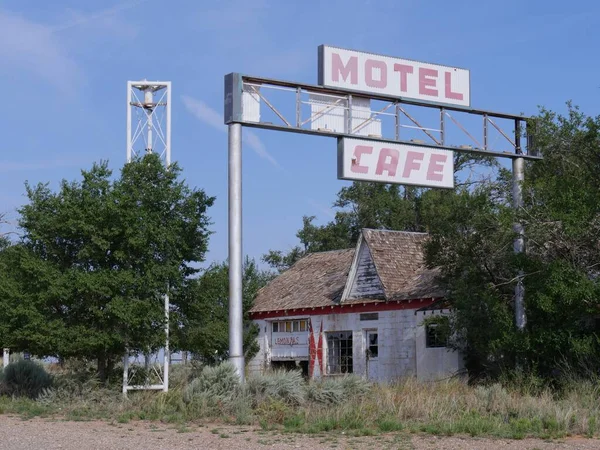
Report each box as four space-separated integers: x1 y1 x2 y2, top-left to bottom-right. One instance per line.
275 337 300 346
338 138 454 189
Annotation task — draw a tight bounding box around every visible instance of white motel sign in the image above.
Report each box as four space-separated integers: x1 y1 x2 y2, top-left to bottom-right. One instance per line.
319 45 471 107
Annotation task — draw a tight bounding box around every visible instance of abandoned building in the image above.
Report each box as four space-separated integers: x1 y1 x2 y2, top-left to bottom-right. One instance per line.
248 229 464 382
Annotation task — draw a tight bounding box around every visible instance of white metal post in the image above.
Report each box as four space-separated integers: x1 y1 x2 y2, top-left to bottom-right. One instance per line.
228 123 245 381
512 156 526 331
3 348 9 368
126 82 132 163
145 89 153 153
166 82 172 166
163 83 170 390
163 288 169 392
122 349 129 396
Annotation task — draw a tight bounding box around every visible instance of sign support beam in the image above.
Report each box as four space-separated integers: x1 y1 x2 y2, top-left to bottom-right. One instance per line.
228 123 245 381
512 133 526 331
513 120 526 331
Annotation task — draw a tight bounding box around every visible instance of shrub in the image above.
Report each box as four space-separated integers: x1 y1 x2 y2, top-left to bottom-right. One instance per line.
183 362 240 404
307 375 371 405
1 360 53 399
246 370 306 406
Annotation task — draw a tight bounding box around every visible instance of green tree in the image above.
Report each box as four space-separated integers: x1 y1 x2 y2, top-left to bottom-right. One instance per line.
263 153 496 273
425 105 600 378
1 154 214 381
175 257 273 363
262 184 427 272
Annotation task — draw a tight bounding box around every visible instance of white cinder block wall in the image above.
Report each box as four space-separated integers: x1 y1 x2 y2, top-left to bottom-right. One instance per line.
247 319 269 374
249 309 463 382
249 309 424 382
415 309 464 381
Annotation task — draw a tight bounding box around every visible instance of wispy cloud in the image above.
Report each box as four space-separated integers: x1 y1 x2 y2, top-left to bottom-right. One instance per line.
181 95 337 222
52 0 148 34
0 10 81 92
0 1 144 92
305 197 336 220
181 96 223 130
187 0 311 77
181 95 283 170
243 132 282 169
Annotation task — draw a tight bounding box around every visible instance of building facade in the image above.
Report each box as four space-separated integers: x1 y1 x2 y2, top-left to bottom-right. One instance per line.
248 229 464 382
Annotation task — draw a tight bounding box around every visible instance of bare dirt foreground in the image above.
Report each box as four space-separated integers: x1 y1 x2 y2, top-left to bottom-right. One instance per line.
1 416 600 450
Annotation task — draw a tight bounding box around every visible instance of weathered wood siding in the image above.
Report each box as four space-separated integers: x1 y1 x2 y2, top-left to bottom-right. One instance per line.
348 241 384 299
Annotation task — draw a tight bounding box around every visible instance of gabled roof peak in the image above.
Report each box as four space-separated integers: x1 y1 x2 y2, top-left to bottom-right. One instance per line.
361 228 428 235
250 228 444 315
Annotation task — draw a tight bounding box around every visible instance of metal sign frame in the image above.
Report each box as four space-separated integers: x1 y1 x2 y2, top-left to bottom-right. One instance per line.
225 73 539 161
224 56 537 380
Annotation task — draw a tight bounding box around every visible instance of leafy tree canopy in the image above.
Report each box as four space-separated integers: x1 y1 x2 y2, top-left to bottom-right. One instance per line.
174 257 273 364
0 154 214 380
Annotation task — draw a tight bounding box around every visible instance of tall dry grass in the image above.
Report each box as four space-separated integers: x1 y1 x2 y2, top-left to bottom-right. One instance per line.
2 362 600 439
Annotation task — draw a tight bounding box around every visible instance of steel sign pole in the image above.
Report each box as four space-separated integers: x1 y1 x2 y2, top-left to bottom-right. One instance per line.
228 123 245 381
512 123 526 331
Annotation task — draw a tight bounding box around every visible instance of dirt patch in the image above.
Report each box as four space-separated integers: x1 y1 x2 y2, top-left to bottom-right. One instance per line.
0 416 599 449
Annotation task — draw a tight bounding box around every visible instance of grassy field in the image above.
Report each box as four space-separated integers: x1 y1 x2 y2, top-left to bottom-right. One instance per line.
1 361 600 440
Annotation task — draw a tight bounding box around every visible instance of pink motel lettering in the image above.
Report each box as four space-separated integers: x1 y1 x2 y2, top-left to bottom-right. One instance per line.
319 46 470 107
338 138 454 189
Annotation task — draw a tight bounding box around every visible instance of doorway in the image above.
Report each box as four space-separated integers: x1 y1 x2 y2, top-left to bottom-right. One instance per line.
365 330 379 381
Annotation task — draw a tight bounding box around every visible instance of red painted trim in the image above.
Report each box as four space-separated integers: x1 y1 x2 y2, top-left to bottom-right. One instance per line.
250 298 439 320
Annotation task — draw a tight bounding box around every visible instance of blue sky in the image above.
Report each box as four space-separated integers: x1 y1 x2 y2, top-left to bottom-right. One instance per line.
0 0 598 268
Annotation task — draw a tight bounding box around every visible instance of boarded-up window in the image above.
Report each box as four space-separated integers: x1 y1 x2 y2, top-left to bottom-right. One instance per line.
326 331 353 374
360 313 378 321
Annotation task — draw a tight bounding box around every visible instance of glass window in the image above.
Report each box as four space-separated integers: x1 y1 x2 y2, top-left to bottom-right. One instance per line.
285 321 291 332
272 322 279 333
293 321 299 332
326 331 353 374
299 320 307 332
367 332 378 358
426 324 448 348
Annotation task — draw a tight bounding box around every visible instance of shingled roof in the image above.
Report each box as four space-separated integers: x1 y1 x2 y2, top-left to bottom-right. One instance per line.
250 230 444 314
250 249 355 313
361 229 444 301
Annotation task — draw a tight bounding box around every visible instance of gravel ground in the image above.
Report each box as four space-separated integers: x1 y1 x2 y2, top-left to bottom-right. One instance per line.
1 416 600 449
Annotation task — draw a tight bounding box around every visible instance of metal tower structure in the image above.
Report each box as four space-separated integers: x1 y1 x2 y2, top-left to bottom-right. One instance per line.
127 80 171 165
123 80 172 394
